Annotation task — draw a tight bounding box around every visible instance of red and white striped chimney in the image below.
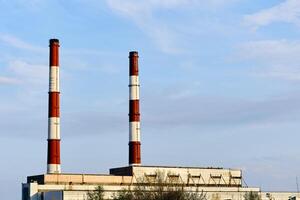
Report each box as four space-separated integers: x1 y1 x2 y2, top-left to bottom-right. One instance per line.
47 39 61 174
129 51 141 165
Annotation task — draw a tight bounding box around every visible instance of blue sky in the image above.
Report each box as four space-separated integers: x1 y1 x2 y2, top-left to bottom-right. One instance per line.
1 0 300 199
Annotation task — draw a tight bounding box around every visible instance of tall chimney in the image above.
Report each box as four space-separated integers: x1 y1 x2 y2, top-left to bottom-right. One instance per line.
129 51 141 165
47 39 61 173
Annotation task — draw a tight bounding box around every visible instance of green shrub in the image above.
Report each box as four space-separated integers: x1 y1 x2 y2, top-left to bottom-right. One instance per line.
244 191 261 200
87 186 105 200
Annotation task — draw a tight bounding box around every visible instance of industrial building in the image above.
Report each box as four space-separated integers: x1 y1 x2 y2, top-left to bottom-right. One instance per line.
22 39 299 200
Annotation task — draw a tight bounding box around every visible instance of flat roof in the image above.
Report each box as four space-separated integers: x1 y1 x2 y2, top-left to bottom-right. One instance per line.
115 165 240 170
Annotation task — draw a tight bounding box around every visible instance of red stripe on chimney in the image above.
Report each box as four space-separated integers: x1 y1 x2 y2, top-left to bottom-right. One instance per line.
47 139 61 164
48 92 60 117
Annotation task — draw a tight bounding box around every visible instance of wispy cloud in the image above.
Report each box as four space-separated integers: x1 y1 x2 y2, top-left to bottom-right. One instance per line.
7 60 47 85
137 20 182 54
0 34 48 88
257 66 300 81
106 0 187 54
3 0 46 12
135 85 300 138
237 40 300 61
106 0 193 16
106 0 236 15
106 0 237 54
0 33 46 52
244 0 300 30
0 76 21 85
236 39 300 81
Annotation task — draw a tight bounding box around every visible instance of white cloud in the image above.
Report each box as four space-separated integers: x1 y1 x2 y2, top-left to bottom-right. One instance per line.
138 21 182 54
244 0 300 30
7 60 47 85
106 0 237 54
0 76 21 85
106 0 188 54
256 65 300 81
106 0 194 16
106 0 236 14
0 33 45 52
0 35 48 86
238 39 300 63
142 88 300 132
4 0 46 11
0 59 47 91
236 39 300 81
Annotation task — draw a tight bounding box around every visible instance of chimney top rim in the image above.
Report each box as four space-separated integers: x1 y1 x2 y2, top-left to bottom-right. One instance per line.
49 39 59 44
129 51 138 56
